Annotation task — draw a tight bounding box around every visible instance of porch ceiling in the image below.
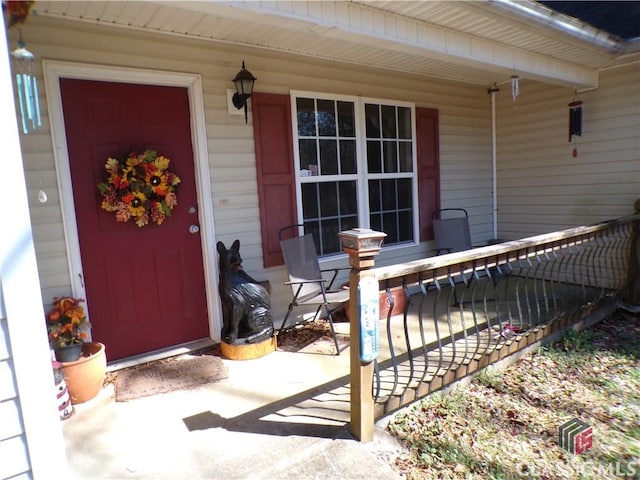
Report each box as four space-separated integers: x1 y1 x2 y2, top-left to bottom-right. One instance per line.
33 0 627 89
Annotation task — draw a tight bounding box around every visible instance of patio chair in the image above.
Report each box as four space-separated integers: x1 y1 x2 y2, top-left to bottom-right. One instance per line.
432 208 475 254
432 208 498 303
278 224 351 355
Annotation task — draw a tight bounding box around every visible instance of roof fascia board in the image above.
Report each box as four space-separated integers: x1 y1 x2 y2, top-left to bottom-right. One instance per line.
178 1 597 87
487 0 624 53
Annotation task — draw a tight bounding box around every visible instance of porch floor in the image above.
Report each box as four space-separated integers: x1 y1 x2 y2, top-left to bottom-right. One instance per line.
61 322 402 480
61 281 574 479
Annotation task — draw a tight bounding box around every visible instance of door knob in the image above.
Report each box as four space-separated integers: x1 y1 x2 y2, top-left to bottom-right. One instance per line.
189 225 200 234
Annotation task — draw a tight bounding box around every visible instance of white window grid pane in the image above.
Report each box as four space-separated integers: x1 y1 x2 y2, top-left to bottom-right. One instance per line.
291 91 418 255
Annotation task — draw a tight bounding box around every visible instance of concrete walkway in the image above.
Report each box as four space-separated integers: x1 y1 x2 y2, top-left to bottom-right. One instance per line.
61 327 404 480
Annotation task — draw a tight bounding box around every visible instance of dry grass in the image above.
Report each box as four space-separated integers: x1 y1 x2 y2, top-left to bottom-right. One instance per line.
386 310 640 480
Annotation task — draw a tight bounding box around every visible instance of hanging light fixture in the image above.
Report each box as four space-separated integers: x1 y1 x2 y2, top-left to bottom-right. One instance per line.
231 61 257 124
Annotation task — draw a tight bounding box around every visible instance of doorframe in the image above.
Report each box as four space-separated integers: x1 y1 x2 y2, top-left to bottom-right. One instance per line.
43 60 222 344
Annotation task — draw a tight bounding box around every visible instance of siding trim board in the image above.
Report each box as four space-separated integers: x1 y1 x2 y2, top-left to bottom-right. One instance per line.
42 60 223 343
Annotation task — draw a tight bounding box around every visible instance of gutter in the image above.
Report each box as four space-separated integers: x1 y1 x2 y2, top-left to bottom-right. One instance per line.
623 38 640 54
489 85 499 240
488 0 625 54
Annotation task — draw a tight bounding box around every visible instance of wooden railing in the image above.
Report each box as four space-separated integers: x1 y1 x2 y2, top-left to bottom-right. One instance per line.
344 214 639 441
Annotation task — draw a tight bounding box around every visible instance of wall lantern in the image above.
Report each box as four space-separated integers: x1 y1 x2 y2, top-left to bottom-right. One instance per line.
231 61 257 123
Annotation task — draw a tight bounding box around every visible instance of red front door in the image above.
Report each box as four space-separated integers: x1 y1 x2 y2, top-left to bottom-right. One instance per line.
60 79 209 361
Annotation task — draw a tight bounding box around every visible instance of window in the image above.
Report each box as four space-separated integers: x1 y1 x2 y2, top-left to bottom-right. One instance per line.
292 92 417 256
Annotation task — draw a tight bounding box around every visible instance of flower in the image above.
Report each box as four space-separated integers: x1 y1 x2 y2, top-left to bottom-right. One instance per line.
46 297 89 348
97 150 180 227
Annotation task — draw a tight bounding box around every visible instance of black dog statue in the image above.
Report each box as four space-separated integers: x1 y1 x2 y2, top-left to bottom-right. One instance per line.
217 240 274 345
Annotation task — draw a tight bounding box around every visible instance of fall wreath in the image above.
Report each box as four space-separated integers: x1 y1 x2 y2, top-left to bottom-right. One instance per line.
97 150 180 227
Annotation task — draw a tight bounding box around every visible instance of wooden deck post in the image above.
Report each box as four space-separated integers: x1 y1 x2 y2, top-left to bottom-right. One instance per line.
338 229 386 442
625 199 640 305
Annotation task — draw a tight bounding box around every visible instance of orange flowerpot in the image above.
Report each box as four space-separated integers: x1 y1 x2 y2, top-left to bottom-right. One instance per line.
62 342 106 404
345 287 408 320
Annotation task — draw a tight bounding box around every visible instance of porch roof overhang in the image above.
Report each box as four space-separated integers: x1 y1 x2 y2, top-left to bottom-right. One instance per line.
33 0 632 89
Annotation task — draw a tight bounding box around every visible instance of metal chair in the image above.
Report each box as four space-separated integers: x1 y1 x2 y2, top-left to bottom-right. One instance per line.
432 208 474 254
278 224 350 355
432 208 499 304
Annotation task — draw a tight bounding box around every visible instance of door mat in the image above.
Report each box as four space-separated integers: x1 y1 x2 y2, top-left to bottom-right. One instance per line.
115 354 228 402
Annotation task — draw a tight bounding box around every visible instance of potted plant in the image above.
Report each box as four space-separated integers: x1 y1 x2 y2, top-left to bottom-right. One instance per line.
45 296 107 404
46 296 89 362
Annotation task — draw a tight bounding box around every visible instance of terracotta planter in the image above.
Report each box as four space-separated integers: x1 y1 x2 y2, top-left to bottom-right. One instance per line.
345 287 408 320
62 342 107 404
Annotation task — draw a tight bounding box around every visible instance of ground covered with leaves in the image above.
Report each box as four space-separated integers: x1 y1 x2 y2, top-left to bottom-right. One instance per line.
386 310 640 479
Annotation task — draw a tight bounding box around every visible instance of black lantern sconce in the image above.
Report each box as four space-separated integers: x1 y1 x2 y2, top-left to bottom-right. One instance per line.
231 61 257 123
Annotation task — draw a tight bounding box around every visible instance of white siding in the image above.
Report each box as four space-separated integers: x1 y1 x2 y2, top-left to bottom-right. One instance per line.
12 16 493 320
0 318 30 480
496 64 640 239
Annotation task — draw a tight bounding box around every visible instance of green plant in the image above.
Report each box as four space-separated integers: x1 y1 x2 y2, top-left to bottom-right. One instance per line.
474 368 505 392
560 328 594 352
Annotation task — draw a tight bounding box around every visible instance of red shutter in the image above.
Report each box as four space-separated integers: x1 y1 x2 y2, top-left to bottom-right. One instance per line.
252 93 297 267
416 107 440 241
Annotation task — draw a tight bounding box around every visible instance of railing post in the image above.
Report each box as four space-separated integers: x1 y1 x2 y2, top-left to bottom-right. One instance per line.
625 199 640 305
338 228 386 442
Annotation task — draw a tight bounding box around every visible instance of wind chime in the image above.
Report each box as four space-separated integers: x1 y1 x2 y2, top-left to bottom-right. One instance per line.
3 1 40 134
568 92 583 158
511 75 519 104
